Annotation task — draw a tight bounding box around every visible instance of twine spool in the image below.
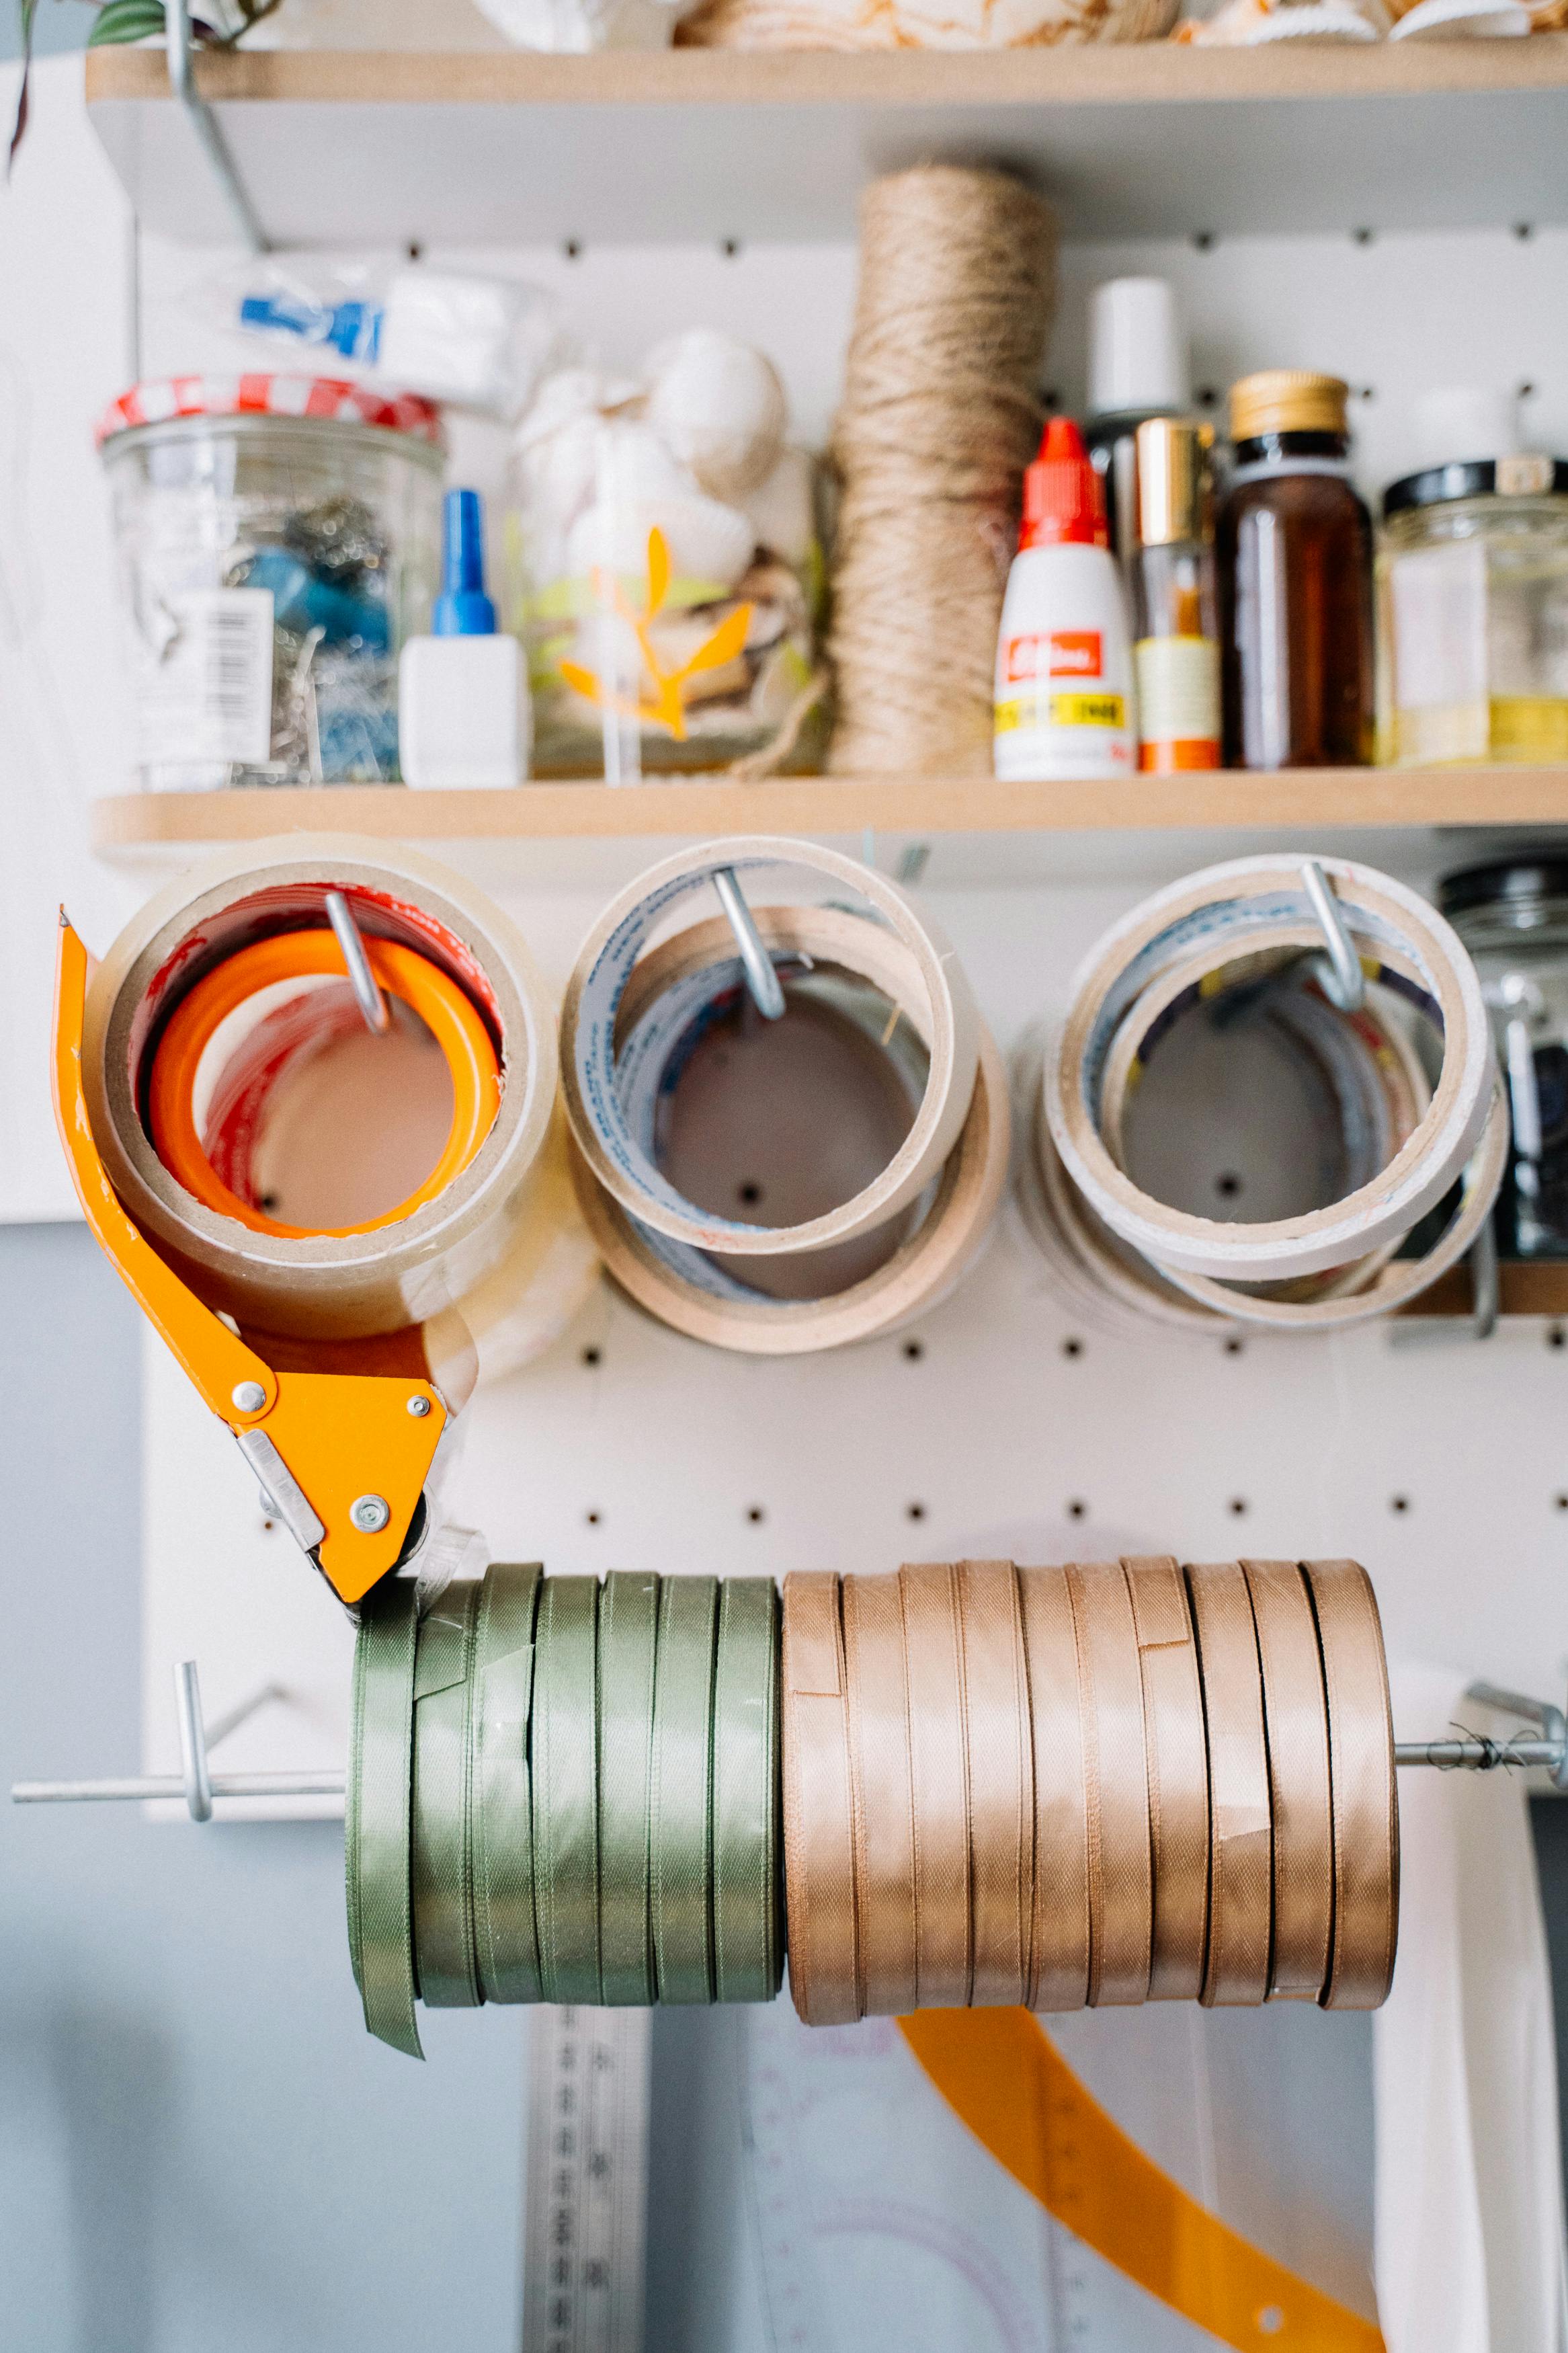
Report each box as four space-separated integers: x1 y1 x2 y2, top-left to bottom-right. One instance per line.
827 166 1057 779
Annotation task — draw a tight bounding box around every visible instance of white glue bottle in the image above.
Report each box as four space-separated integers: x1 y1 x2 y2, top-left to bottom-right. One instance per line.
399 488 530 788
994 416 1135 783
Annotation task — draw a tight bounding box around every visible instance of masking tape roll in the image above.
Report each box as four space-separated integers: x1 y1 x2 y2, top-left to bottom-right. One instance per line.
562 837 981 1261
83 835 587 1351
958 1561 1032 2009
1017 1566 1091 2012
899 1563 975 2010
1241 1560 1333 2003
411 1579 481 2009
842 1571 919 2018
651 1576 720 2005
572 1029 1009 1355
1186 1562 1273 2009
1067 1562 1153 2007
782 1572 860 2026
597 1570 661 2007
712 1579 784 2005
1303 1560 1399 2011
1124 1556 1210 2003
472 1564 544 2007
1045 855 1499 1304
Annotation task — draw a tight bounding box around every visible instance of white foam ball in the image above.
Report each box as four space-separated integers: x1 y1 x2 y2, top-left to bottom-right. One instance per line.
645 330 788 501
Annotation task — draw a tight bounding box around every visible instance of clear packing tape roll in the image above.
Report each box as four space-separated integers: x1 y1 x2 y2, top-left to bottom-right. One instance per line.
1030 855 1508 1332
561 837 1009 1353
782 1558 1398 2028
348 1554 1396 2053
60 837 597 1605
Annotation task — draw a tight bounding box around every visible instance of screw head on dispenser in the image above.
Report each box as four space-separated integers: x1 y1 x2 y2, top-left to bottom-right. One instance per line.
231 1380 266 1414
407 1394 432 1418
350 1493 391 1534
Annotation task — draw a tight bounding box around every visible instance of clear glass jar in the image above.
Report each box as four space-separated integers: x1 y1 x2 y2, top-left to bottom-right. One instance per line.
100 388 444 790
1377 458 1568 767
1442 858 1568 1259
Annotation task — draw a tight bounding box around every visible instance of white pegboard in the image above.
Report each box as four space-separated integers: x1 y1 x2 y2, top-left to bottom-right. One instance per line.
142 857 1568 1808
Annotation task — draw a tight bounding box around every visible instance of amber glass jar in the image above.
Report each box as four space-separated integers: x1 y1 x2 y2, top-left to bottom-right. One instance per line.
1217 371 1374 769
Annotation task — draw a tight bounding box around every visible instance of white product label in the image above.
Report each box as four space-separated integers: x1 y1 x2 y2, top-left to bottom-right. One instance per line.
134 587 274 768
1133 635 1221 752
1388 541 1487 711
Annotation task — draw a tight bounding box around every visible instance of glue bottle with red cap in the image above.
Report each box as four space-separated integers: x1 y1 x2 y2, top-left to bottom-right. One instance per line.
994 415 1136 782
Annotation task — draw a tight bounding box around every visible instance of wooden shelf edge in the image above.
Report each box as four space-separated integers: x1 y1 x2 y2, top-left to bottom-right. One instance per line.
82 35 1568 112
89 771 1568 849
1403 1263 1568 1318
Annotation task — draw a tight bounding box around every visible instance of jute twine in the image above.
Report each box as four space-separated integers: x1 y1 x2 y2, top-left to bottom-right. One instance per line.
827 165 1057 779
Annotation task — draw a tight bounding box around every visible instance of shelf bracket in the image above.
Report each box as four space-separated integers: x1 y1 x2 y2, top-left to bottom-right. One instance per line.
167 0 268 253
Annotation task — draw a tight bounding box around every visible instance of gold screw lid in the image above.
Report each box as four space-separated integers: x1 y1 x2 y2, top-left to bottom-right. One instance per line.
1230 370 1350 443
1136 417 1214 547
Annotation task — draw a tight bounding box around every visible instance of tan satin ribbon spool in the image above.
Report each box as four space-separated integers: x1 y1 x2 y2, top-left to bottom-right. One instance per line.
1185 1562 1272 2007
1302 1559 1399 2011
957 1561 1032 2009
572 1026 1009 1357
1066 1562 1153 2008
841 1572 918 2018
1243 1559 1333 2002
899 1563 973 2009
81 834 574 1347
781 1571 860 2026
1017 1566 1091 2012
1123 1556 1209 2002
562 837 981 1261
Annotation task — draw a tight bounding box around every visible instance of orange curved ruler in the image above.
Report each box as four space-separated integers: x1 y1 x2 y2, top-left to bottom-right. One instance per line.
899 2009 1383 2353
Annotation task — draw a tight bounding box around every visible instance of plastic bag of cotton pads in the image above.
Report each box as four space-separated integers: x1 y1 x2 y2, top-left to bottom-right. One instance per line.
196 257 565 421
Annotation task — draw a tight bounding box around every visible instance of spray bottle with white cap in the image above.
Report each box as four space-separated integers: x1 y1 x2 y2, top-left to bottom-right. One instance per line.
399 488 531 788
1085 277 1190 573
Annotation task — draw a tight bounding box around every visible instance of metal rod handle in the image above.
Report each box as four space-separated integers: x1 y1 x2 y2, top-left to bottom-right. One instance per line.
712 869 786 1022
325 891 391 1035
1301 860 1366 1014
167 0 268 253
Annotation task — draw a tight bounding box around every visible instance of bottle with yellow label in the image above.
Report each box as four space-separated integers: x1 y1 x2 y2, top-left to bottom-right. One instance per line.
994 415 1135 783
1132 417 1221 773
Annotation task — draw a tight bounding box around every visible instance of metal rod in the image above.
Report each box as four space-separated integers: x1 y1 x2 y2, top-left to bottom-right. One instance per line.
325 891 390 1035
1395 1737 1563 1771
175 1660 214 1821
12 1771 346 1803
166 0 268 253
712 869 786 1022
1469 1215 1499 1342
1301 860 1366 1014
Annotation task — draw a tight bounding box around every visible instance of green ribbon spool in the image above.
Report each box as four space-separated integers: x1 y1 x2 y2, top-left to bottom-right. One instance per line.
347 1577 423 2060
598 1570 661 2007
713 1577 784 2004
347 1564 782 2051
532 1574 604 2005
472 1563 543 2007
411 1579 481 2009
651 1575 719 2005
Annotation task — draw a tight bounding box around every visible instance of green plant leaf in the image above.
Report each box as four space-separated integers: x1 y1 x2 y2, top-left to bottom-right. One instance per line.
88 0 168 44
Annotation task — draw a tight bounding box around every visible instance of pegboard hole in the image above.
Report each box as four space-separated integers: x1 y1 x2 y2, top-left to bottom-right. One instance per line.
1192 231 1216 251
1391 1494 1410 1515
1352 227 1374 246
906 1502 926 1521
1521 381 1538 400
1215 1171 1243 1201
738 1181 764 1206
405 241 423 262
1197 385 1219 409
581 1345 602 1368
563 238 583 260
902 1339 924 1361
1068 1499 1087 1521
1516 221 1536 240
1224 1336 1245 1357
746 1505 766 1524
720 237 742 258
1062 1336 1084 1359
585 1509 602 1526
1555 1494 1568 1513
1229 1497 1248 1516
1549 1324 1565 1351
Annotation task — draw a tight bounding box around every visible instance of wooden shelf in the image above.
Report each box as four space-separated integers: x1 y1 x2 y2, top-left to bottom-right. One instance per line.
1405 1263 1568 1319
90 768 1568 849
84 38 1568 244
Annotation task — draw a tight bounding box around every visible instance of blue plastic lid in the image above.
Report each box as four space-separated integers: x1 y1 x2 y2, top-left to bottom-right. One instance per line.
433 487 496 636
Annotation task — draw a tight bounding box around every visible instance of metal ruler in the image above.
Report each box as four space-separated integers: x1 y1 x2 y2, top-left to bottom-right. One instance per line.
522 2005 652 2353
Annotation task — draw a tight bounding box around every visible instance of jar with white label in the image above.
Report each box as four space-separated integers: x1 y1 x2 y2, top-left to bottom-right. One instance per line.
1378 455 1568 767
97 376 444 790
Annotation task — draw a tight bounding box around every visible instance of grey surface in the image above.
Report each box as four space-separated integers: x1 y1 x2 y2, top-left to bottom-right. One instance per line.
7 3 101 59
0 1224 526 2353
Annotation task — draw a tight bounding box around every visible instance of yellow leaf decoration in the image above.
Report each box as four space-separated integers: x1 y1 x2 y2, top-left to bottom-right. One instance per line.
556 525 753 744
